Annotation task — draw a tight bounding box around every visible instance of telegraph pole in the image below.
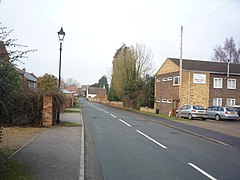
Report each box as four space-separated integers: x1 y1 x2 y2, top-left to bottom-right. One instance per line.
178 25 183 118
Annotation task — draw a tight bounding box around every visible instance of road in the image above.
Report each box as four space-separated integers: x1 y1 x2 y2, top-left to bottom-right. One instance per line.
82 99 240 180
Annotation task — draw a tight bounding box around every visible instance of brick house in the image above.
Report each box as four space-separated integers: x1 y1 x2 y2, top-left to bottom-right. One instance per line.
16 68 37 91
87 86 107 101
154 58 240 115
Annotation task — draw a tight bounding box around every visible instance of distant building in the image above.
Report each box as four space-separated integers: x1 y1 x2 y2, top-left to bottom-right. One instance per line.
87 86 107 100
16 68 37 91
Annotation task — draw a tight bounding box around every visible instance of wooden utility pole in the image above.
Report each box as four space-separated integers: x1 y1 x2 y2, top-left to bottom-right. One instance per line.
178 25 183 118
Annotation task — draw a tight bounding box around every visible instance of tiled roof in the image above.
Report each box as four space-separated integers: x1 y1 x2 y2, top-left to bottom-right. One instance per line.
169 58 240 74
16 68 37 82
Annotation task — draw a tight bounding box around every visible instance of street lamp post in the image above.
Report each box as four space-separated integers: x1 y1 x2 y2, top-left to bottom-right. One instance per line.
56 27 65 123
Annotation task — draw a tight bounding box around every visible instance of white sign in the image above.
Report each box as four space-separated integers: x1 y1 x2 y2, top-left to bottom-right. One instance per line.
193 74 206 84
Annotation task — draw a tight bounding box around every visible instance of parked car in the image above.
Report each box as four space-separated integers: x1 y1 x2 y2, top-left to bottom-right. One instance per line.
232 105 240 117
176 105 207 120
206 106 239 121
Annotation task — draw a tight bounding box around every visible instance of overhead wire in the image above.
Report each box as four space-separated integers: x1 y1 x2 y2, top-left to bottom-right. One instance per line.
185 0 238 27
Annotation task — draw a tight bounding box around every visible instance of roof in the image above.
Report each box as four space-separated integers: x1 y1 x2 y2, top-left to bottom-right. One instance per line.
88 87 106 95
62 89 73 94
169 58 240 74
16 68 37 82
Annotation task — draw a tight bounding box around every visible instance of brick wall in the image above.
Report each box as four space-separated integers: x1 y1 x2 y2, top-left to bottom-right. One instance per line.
42 96 53 127
181 70 210 108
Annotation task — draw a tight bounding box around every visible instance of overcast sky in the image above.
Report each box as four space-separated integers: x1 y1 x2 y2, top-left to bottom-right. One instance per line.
0 0 239 85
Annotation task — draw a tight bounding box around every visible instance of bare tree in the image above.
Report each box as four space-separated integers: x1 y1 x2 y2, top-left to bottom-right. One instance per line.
213 37 240 64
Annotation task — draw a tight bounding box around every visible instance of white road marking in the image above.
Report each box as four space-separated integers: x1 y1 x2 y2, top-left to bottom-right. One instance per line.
136 130 167 149
110 114 117 118
188 163 217 180
119 119 132 127
104 111 109 114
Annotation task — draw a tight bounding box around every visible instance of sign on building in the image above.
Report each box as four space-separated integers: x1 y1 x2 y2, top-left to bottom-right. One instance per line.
193 74 206 84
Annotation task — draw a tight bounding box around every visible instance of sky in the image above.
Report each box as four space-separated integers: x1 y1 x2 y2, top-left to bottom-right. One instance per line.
0 0 239 86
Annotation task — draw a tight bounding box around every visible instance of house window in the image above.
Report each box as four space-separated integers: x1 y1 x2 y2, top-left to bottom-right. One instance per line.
162 77 167 81
213 98 222 106
173 76 180 86
213 78 222 88
156 98 161 103
167 77 172 81
167 99 172 104
227 98 235 106
227 79 236 89
156 78 161 83
162 99 167 103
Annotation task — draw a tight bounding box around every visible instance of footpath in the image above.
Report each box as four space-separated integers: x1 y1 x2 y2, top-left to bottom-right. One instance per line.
12 111 84 180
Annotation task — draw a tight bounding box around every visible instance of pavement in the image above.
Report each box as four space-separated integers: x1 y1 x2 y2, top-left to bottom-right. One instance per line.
12 111 84 180
9 104 240 179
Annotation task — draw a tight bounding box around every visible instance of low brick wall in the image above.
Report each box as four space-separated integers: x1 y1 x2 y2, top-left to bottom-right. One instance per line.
140 107 155 113
107 101 123 108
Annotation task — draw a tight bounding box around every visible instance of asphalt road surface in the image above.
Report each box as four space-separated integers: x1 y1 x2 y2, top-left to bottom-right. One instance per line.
82 99 240 180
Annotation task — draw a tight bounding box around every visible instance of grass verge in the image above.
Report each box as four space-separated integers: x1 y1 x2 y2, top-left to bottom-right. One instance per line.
56 121 81 127
0 160 32 180
64 109 80 113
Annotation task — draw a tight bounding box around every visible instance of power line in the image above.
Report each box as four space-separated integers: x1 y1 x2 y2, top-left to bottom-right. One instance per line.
185 0 238 26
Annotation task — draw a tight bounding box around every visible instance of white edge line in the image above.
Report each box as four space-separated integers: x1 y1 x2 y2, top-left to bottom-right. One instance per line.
110 114 117 118
119 119 132 127
136 130 167 149
79 111 85 180
188 163 217 180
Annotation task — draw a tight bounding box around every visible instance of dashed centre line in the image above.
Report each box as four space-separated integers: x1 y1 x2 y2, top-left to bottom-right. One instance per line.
119 119 132 127
110 114 117 118
136 130 167 149
188 163 217 180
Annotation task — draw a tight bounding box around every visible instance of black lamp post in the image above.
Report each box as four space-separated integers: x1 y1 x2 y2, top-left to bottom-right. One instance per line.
56 27 65 123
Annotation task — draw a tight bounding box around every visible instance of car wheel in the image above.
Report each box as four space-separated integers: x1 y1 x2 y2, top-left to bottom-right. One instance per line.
188 114 193 120
215 114 220 121
202 118 206 121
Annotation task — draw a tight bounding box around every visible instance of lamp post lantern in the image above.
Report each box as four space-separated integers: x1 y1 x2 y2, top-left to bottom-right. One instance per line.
56 27 65 123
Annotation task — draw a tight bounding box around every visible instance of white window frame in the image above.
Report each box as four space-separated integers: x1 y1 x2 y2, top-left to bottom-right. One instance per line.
213 98 222 106
167 99 172 104
162 99 167 103
162 77 167 81
173 76 180 86
213 78 223 88
167 77 172 81
227 79 236 89
227 98 235 106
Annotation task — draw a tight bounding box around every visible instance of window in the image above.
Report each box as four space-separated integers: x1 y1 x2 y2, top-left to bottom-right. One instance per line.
227 79 236 89
156 98 161 103
167 99 172 104
213 98 222 106
227 98 235 106
213 78 222 88
167 77 172 81
173 76 180 86
162 77 167 81
162 99 167 103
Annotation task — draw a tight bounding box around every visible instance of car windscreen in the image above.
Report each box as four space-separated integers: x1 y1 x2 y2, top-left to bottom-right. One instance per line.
193 106 205 110
226 108 237 112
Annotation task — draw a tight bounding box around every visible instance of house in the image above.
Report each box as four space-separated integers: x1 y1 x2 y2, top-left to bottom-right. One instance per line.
62 89 74 108
16 68 37 91
154 58 240 116
86 86 107 101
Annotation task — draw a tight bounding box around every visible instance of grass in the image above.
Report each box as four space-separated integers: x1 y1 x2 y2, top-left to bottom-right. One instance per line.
0 160 32 180
71 102 80 109
57 121 81 127
63 109 80 113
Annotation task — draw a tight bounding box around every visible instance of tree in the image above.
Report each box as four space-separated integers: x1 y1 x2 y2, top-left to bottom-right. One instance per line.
90 75 109 94
110 43 153 109
37 73 58 91
213 37 240 64
65 78 80 87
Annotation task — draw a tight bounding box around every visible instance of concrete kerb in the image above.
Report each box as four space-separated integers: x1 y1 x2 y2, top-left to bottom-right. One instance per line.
79 107 85 180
